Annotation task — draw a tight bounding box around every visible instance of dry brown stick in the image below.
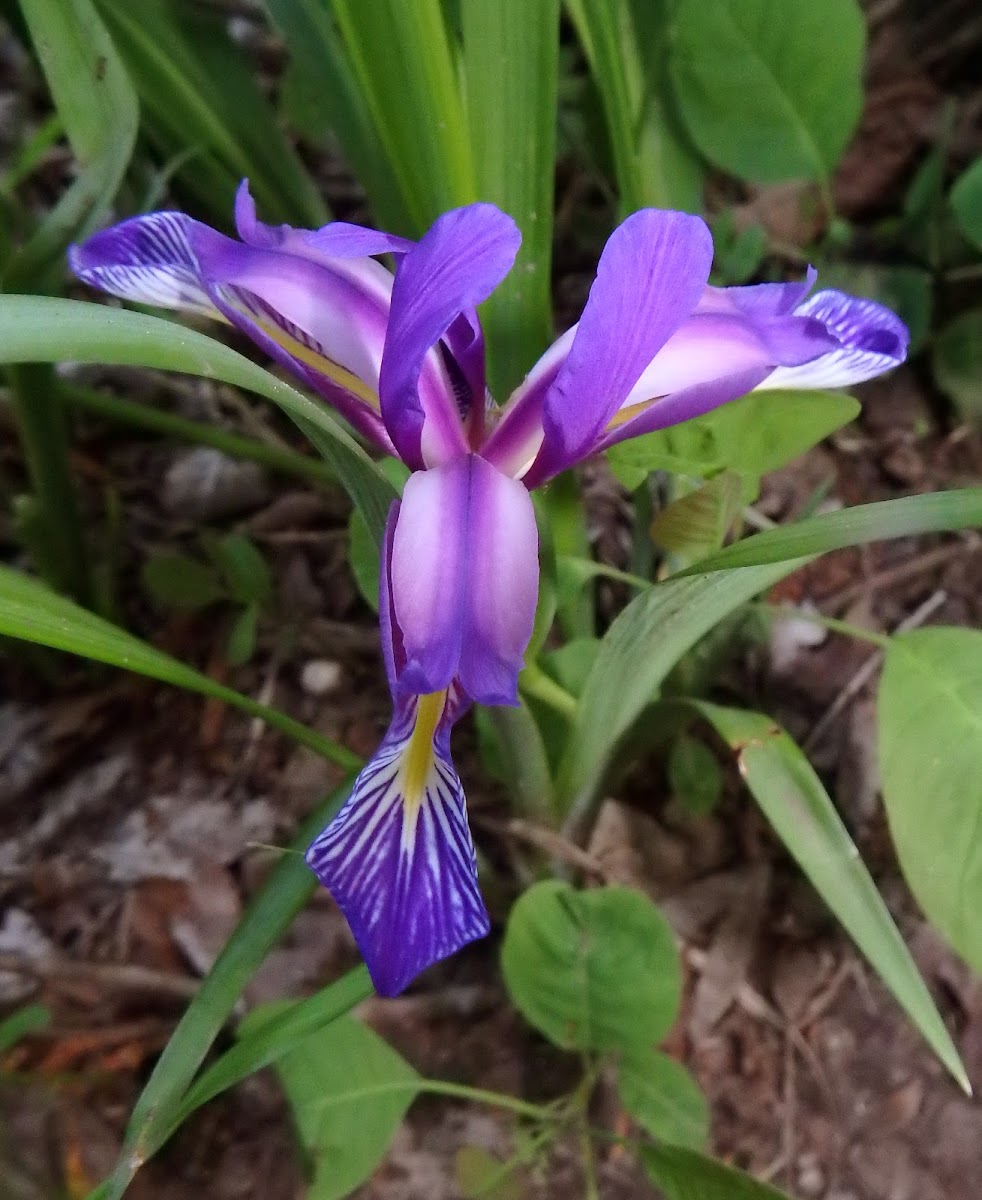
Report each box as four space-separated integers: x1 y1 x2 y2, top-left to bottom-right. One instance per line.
821 536 978 614
0 951 199 1000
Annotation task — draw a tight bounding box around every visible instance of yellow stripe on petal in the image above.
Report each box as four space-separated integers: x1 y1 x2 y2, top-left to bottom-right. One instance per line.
399 691 447 810
253 317 380 411
606 395 661 430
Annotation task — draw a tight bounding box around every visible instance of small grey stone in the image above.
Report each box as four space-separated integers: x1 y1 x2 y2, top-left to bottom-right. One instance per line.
163 448 271 520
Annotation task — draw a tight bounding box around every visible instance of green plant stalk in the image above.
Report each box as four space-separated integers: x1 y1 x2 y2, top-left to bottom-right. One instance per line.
7 364 91 603
62 383 339 489
520 662 579 720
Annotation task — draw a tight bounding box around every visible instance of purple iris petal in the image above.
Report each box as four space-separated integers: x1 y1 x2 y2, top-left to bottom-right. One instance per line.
522 209 714 486
306 688 488 997
379 204 522 470
388 454 538 707
714 265 818 318
757 290 909 391
68 210 219 318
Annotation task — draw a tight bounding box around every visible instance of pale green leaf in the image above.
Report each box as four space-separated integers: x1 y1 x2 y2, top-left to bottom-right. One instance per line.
643 1144 795 1200
0 296 396 545
933 310 982 422
880 629 982 980
668 0 864 184
501 881 681 1053
141 551 224 611
950 157 982 252
692 701 968 1092
617 1048 709 1150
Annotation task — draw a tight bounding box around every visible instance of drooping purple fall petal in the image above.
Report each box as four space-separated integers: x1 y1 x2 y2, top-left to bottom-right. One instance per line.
755 290 909 391
379 204 522 470
305 688 488 997
388 454 538 707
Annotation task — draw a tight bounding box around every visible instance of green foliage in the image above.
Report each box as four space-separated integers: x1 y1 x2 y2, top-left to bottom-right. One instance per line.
7 0 137 286
462 0 559 393
617 1048 709 1149
606 389 860 494
642 1144 795 1200
141 551 225 612
950 157 982 251
501 881 681 1053
649 471 743 564
346 457 411 611
668 0 864 187
92 0 326 227
692 701 968 1091
667 734 722 817
0 1004 51 1054
686 489 982 574
566 0 703 213
880 629 982 979
0 296 397 546
240 1011 419 1200
932 310 982 421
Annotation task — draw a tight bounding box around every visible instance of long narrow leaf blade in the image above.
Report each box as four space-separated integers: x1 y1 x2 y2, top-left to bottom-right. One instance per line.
0 562 359 770
691 701 969 1093
558 559 810 817
0 296 396 543
331 0 474 232
7 0 138 285
462 0 559 394
684 490 982 574
102 780 359 1199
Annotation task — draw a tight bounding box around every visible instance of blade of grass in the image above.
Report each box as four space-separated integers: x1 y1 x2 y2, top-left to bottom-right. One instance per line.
461 0 559 395
94 0 326 228
683 490 982 574
331 0 474 232
690 701 969 1093
101 779 360 1199
261 0 410 233
0 561 360 771
0 296 396 544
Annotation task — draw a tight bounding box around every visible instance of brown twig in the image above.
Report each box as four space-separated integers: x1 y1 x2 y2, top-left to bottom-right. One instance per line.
0 952 199 1001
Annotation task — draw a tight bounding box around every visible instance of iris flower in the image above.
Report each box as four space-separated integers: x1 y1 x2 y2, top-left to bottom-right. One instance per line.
71 185 908 994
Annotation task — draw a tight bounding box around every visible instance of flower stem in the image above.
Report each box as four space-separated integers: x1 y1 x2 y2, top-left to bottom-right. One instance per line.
758 602 892 650
418 1078 557 1123
519 662 578 720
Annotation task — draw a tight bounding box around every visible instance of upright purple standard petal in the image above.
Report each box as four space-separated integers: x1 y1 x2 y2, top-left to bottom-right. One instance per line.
388 455 539 707
306 688 488 997
379 204 522 470
519 210 714 485
756 290 909 391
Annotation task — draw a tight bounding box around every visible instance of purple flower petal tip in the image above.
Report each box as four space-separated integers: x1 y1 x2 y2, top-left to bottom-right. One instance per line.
306 694 489 996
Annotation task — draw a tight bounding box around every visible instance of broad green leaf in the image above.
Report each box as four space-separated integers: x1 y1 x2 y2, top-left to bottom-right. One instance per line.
557 559 807 815
456 1146 523 1200
262 0 410 232
685 489 982 574
650 471 742 563
567 0 702 213
93 0 326 227
226 603 259 668
501 881 681 1053
950 157 982 252
462 0 559 394
331 0 474 232
0 562 358 770
692 701 968 1092
208 533 272 608
243 1012 419 1200
141 551 224 611
880 629 982 981
643 1144 794 1200
7 0 137 286
667 734 722 817
617 1048 709 1150
0 1003 50 1054
606 389 859 493
668 0 864 185
0 296 396 545
101 780 358 1200
933 310 982 421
